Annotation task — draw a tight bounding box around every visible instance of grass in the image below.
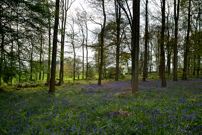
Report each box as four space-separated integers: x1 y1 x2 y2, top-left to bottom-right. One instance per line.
0 77 202 134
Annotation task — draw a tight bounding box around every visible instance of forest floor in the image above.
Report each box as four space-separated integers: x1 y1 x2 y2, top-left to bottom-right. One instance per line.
0 78 202 134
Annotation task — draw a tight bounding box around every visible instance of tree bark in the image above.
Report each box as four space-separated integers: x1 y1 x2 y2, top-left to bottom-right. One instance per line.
143 0 148 82
160 0 166 87
39 33 43 80
115 0 121 81
30 41 34 80
131 0 140 94
85 20 88 80
47 10 51 84
173 0 180 81
82 38 84 80
59 0 67 85
98 0 106 86
0 33 4 86
166 15 171 77
182 0 191 80
49 0 60 93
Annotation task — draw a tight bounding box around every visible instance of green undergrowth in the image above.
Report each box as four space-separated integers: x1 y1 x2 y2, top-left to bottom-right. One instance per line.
0 79 202 134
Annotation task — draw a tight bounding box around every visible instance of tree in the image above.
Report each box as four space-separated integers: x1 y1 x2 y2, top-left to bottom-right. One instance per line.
143 0 149 82
59 0 75 85
173 0 180 81
49 0 60 93
0 0 49 85
67 18 77 81
115 0 121 81
160 0 166 87
182 0 191 80
115 0 140 94
98 0 106 86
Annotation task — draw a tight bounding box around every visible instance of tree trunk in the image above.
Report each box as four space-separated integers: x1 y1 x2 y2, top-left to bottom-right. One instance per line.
98 0 106 86
131 0 140 94
173 0 180 81
85 22 88 80
182 0 191 80
17 10 21 83
39 34 42 80
166 15 171 77
30 41 34 80
47 12 51 84
71 23 76 81
82 38 84 80
143 0 148 82
0 33 4 86
197 55 200 76
193 52 196 76
115 0 121 81
49 0 60 93
160 0 166 87
59 0 67 85
150 42 153 73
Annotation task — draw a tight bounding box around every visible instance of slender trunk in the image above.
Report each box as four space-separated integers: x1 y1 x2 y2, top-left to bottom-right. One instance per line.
11 37 14 84
160 0 166 87
72 30 76 81
166 15 171 77
173 0 180 81
193 52 196 76
131 0 140 94
197 6 201 77
98 0 106 86
49 0 60 93
59 1 65 85
182 0 191 80
115 1 121 81
197 55 200 76
42 48 44 80
17 11 21 82
39 34 42 80
150 42 153 73
47 13 51 83
30 42 33 80
82 39 84 80
0 34 4 86
143 0 148 82
85 23 88 80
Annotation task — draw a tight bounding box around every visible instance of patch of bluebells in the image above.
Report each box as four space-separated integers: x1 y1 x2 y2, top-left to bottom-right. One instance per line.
0 79 202 134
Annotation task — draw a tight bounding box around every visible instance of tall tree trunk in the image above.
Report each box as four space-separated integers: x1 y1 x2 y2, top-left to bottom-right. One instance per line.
98 0 106 86
0 33 4 86
30 41 34 80
82 38 84 80
182 0 191 80
47 12 51 83
49 0 60 93
85 21 88 80
166 15 171 77
131 0 140 94
59 0 66 85
193 52 196 76
42 48 45 80
173 0 180 81
197 6 201 77
143 0 148 82
160 0 166 87
150 42 153 73
197 55 200 76
115 0 121 81
17 9 21 83
71 22 76 81
46 15 51 84
39 33 43 80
